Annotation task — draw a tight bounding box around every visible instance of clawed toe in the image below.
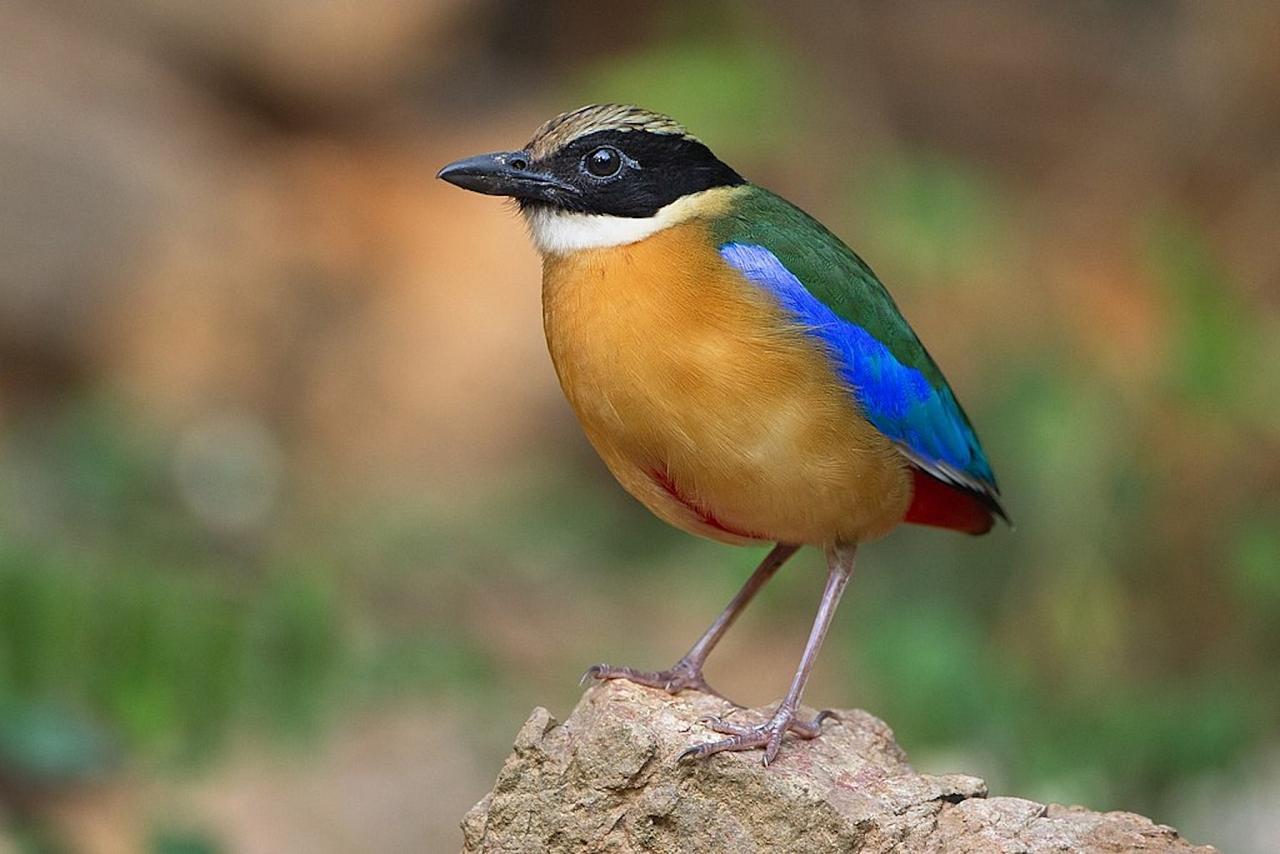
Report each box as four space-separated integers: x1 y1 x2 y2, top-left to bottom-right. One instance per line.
679 707 836 765
581 660 733 701
700 715 752 737
579 663 611 687
788 709 838 738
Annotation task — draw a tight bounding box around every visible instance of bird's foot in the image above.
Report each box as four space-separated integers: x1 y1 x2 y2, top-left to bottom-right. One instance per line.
581 657 732 701
679 705 838 766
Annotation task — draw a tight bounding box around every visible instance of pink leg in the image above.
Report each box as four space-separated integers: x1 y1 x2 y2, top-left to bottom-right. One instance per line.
680 541 856 766
583 543 800 701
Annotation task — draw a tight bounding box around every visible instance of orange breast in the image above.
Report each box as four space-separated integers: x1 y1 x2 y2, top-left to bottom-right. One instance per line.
540 220 913 547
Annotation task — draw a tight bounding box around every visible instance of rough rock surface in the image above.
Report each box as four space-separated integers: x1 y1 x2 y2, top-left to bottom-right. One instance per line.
462 680 1213 853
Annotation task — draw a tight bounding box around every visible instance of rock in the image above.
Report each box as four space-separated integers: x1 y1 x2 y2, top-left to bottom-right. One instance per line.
461 680 1213 853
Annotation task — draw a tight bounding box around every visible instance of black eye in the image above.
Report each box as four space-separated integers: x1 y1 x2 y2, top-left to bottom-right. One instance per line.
584 146 623 178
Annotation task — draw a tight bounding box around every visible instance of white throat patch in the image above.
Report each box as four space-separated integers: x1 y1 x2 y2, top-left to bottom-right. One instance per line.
521 187 741 256
523 207 671 255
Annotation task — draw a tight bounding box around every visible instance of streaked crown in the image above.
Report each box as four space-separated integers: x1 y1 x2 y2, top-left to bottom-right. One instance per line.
526 104 698 160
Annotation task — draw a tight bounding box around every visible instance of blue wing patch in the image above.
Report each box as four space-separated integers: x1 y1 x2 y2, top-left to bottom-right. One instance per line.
720 242 995 491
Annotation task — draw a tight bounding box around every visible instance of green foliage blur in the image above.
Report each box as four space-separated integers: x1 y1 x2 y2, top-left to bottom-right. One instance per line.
1 1 1277 851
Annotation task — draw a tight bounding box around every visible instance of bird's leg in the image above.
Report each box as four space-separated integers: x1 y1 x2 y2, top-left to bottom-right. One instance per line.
583 542 800 701
680 541 856 766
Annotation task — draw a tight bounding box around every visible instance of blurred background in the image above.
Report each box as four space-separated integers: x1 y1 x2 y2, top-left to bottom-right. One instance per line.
1 0 1278 851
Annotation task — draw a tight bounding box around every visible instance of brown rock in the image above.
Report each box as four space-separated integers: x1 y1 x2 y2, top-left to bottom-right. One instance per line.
462 680 1214 853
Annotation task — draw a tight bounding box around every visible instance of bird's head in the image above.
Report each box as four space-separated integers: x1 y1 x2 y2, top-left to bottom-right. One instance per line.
437 104 744 255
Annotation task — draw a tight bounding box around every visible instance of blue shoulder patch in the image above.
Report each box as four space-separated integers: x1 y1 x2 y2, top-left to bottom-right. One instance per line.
719 242 994 488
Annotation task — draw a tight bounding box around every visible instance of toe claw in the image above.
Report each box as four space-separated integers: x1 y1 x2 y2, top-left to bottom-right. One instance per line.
677 745 705 763
577 660 742 704
763 730 784 765
680 704 837 765
801 709 837 737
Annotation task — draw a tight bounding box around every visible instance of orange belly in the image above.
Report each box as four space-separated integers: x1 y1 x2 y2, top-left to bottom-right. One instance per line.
541 220 913 546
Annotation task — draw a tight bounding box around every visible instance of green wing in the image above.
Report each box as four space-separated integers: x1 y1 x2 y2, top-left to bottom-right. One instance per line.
711 186 1002 505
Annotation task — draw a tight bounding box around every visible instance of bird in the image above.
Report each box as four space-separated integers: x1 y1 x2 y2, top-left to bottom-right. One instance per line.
438 104 1006 765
